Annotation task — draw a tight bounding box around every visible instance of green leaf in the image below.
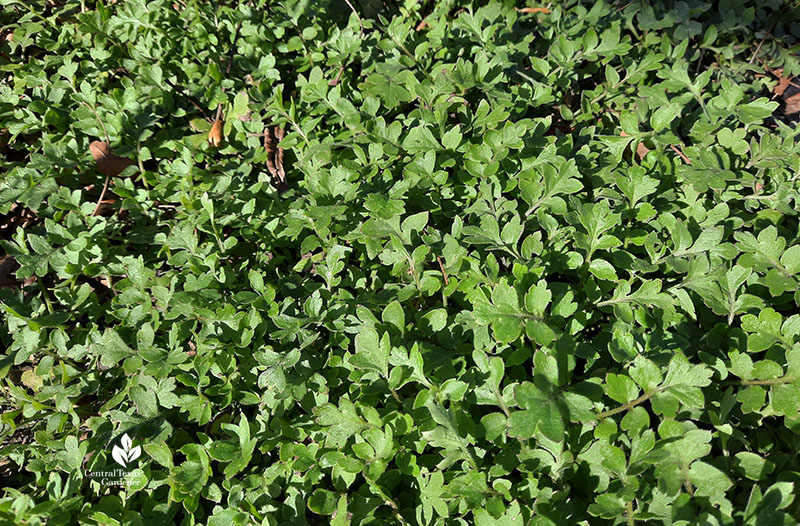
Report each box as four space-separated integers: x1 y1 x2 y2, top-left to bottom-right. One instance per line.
382 300 405 334
442 126 463 150
651 103 680 132
734 452 774 481
689 461 732 497
144 442 173 468
314 399 369 448
589 259 618 281
664 354 713 387
308 489 338 515
229 91 249 120
443 471 489 508
509 382 564 442
629 356 663 392
524 280 551 315
403 125 441 153
171 460 207 495
605 373 639 403
95 328 134 368
771 384 800 418
351 327 389 377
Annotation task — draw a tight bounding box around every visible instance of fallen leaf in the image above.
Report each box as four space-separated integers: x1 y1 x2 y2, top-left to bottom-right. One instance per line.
784 93 800 114
516 7 551 13
620 131 650 160
21 368 43 392
265 126 288 191
274 127 285 182
88 141 133 177
771 68 792 97
208 119 224 147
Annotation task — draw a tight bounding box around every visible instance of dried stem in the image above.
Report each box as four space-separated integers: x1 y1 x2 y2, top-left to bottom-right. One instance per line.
436 256 448 286
749 21 777 64
670 144 692 165
344 0 364 37
92 172 112 217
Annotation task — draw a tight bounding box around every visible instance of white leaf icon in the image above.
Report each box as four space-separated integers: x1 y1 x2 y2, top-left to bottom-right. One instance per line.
111 433 139 468
112 444 128 467
127 445 141 462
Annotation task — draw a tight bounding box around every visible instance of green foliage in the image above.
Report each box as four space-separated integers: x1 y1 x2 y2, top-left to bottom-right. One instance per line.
2 0 800 525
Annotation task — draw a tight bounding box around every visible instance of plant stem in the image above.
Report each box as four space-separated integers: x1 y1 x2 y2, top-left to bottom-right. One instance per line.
626 501 635 526
741 376 797 386
596 387 664 420
37 277 53 314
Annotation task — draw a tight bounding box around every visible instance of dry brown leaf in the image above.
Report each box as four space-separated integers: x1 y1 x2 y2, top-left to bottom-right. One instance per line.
88 141 135 216
88 141 133 177
516 7 551 13
620 131 650 160
784 93 800 114
771 68 792 97
274 127 285 182
208 119 224 147
265 126 288 191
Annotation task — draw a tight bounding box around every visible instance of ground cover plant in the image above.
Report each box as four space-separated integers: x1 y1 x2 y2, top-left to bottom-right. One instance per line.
2 0 800 524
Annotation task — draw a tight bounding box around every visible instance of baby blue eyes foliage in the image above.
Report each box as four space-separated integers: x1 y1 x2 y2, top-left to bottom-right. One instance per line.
1 1 800 525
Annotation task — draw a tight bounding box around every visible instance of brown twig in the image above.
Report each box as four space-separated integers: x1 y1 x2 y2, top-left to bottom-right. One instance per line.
516 6 551 13
615 1 635 12
695 49 705 75
749 21 777 64
329 67 345 87
344 0 364 36
670 144 692 165
91 172 112 217
190 99 212 121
